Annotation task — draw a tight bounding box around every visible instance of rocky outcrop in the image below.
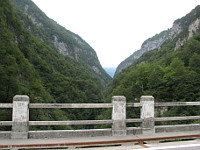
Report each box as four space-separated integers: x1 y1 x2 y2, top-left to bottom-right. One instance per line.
11 0 112 88
73 35 86 46
116 5 200 75
169 23 182 40
24 5 43 27
115 30 170 74
175 17 200 51
53 35 69 56
188 17 200 39
92 66 101 75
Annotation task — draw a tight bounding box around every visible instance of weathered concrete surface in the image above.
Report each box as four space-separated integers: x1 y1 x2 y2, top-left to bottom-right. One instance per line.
112 96 126 136
0 128 142 139
29 103 113 108
0 131 11 139
156 124 200 133
29 120 112 126
29 129 112 139
11 95 29 139
1 124 199 139
140 96 155 134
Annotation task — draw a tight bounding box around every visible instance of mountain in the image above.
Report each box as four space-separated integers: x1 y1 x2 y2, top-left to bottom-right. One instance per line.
104 68 116 78
0 0 111 130
115 30 170 74
11 0 111 88
116 5 200 74
97 5 200 126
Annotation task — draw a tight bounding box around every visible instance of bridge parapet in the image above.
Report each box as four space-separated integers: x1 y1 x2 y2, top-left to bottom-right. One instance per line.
112 96 126 136
141 96 155 134
11 95 29 139
0 95 200 139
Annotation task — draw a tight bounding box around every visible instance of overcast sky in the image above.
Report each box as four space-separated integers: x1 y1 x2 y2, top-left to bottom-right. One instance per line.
32 0 199 68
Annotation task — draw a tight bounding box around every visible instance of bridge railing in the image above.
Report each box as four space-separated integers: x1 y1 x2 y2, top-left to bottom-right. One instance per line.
0 95 200 139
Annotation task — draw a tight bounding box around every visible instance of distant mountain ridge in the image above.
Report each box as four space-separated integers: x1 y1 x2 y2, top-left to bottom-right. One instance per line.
104 68 116 78
115 5 200 75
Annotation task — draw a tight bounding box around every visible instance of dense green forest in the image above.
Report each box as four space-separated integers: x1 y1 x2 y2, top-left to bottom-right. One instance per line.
105 34 200 102
0 0 109 130
100 28 200 127
98 5 200 127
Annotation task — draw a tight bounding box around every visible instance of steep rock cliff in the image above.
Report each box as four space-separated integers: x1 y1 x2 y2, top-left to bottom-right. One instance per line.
116 5 200 75
115 30 170 74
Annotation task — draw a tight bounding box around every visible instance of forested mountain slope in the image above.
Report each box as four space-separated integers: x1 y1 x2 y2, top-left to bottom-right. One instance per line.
0 0 109 130
11 0 111 88
99 5 200 125
116 5 200 75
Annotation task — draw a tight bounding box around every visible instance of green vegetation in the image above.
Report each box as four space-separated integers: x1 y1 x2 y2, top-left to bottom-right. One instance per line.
0 0 109 130
101 32 200 126
101 5 200 126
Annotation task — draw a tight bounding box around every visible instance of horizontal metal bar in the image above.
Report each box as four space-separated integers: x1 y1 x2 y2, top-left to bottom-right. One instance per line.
29 103 112 108
126 119 142 123
29 120 112 126
0 121 12 126
155 116 200 122
29 102 200 108
126 103 141 107
1 102 200 109
0 103 13 108
30 103 143 108
155 102 200 107
29 119 144 126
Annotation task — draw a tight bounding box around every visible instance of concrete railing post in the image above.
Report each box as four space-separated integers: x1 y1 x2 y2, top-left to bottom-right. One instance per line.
140 95 155 134
11 95 29 139
112 96 126 136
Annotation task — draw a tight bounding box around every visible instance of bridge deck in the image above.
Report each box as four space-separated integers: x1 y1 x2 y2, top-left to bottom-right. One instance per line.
0 130 200 149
